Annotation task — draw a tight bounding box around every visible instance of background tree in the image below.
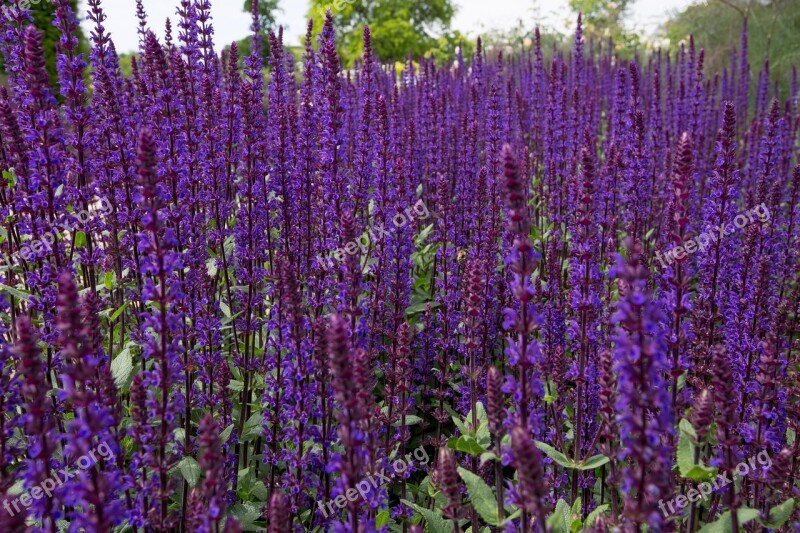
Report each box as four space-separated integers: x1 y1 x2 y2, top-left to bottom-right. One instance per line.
662 0 799 97
568 0 639 52
0 1 87 87
244 0 281 32
306 0 456 66
234 0 288 69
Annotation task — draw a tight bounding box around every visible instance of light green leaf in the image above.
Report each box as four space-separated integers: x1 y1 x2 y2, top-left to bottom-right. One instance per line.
206 256 218 278
571 497 582 515
229 503 264 530
546 499 572 533
111 344 134 389
250 481 268 501
376 510 391 528
0 283 31 301
458 467 500 526
177 456 201 488
760 498 795 528
241 412 263 442
392 415 423 427
677 419 717 481
473 402 490 448
109 301 129 322
500 508 521 526
447 436 486 456
401 499 450 533
698 508 760 533
535 441 573 469
577 454 610 471
479 451 498 466
584 504 610 529
74 231 87 248
3 169 17 188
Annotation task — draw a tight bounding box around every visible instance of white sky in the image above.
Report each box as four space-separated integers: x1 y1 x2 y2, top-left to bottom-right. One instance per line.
83 0 696 54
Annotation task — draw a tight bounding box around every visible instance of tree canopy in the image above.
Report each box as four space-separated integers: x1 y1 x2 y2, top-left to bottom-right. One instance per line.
662 0 799 95
568 0 639 51
305 0 457 65
243 0 281 32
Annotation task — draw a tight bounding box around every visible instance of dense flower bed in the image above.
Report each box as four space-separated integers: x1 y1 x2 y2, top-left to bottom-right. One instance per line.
0 1 798 531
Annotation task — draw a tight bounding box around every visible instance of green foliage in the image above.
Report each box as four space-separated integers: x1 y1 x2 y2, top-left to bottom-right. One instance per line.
305 0 456 66
479 20 566 59
457 467 502 526
546 499 575 533
697 507 760 533
534 441 609 470
676 419 718 482
662 0 799 97
401 499 451 533
759 498 796 529
568 0 639 52
0 1 87 87
243 0 282 31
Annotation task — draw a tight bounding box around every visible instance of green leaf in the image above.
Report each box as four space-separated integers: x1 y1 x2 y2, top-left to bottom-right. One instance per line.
392 415 423 427
74 231 87 248
0 282 31 302
473 402 490 448
447 436 486 456
220 424 234 442
241 412 263 443
376 510 391 528
400 499 450 533
3 169 17 188
677 419 717 481
104 271 114 290
111 344 134 389
543 380 559 403
584 504 610 529
571 497 582 515
8 479 22 496
697 507 760 533
177 456 201 488
458 467 500 526
206 256 218 278
760 498 795 528
109 301 129 322
229 503 264 530
577 454 610 471
546 499 572 533
535 441 573 469
500 508 521 526
406 300 440 315
479 451 498 466
250 480 268 501
570 498 583 533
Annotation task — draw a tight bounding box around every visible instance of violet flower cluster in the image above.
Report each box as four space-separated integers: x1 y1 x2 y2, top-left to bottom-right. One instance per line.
0 2 797 532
